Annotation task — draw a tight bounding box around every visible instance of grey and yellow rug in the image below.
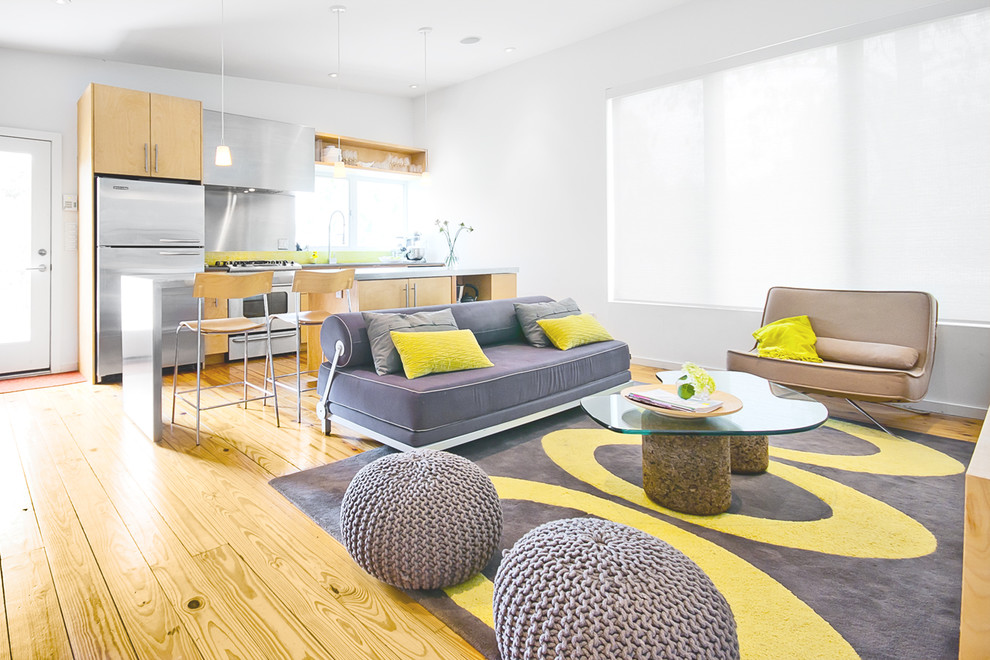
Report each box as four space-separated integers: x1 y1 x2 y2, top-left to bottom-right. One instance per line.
270 409 972 659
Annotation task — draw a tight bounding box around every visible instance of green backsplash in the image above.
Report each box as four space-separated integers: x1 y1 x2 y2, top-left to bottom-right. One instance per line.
205 250 390 266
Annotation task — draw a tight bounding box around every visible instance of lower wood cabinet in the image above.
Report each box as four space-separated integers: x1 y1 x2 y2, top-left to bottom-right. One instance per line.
357 277 453 311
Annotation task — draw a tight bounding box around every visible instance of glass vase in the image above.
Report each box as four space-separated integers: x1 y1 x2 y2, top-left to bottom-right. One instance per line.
445 249 457 269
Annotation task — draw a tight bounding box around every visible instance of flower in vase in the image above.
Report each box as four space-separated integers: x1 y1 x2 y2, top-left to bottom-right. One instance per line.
436 219 474 268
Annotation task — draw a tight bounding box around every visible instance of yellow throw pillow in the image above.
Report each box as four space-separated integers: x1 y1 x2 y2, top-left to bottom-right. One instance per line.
390 329 494 379
536 313 614 350
752 315 823 362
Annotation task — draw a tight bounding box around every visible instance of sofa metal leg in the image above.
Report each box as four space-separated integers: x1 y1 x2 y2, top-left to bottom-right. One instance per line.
846 399 896 436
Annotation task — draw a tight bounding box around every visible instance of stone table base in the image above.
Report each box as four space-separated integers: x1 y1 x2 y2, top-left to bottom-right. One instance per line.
642 434 732 515
730 435 769 474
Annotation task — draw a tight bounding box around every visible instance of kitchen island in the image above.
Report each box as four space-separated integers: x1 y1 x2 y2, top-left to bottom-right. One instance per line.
120 274 195 442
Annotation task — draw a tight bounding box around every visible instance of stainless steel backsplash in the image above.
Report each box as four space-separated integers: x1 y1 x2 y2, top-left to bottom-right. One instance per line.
204 187 297 252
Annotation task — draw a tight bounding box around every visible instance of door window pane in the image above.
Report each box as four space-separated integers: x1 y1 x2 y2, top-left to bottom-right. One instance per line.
0 151 32 343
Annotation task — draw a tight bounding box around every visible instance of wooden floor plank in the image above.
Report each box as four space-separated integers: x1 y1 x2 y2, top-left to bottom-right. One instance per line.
0 412 44 559
29 401 203 660
0 560 11 659
2 548 73 660
7 400 138 660
38 391 315 660
192 544 336 660
55 386 225 556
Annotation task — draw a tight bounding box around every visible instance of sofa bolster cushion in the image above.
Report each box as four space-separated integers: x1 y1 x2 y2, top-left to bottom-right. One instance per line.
814 337 919 370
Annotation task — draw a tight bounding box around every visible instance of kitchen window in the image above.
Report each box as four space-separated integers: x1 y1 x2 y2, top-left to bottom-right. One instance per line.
295 165 418 251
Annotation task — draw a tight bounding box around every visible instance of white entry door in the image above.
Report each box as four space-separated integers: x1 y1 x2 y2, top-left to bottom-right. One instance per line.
0 134 52 376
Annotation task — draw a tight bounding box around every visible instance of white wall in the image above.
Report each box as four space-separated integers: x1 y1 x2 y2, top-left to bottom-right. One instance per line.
0 47 413 374
420 0 990 417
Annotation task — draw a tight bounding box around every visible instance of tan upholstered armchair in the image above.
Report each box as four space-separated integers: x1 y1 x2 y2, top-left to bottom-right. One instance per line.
726 287 937 432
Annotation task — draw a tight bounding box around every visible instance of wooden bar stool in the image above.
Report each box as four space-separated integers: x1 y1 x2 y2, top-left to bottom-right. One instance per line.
171 271 279 444
265 268 354 422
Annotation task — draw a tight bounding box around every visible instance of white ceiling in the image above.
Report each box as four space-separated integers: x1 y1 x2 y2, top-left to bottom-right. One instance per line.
3 0 690 97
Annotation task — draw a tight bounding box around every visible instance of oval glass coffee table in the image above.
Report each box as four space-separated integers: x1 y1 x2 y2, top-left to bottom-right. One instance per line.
581 370 828 515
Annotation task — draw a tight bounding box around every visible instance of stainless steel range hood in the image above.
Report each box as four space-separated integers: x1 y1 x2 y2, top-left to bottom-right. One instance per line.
202 110 315 192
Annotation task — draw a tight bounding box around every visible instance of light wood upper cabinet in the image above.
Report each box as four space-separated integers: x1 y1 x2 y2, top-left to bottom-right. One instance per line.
150 94 202 180
88 84 202 181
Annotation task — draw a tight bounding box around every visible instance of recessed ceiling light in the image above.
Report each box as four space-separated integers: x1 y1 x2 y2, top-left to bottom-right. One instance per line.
504 46 517 54
328 72 339 78
409 84 418 89
460 36 481 45
53 0 71 4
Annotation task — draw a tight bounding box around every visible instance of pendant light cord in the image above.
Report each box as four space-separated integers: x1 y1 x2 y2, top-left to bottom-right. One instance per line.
421 27 431 172
334 6 344 154
220 0 225 145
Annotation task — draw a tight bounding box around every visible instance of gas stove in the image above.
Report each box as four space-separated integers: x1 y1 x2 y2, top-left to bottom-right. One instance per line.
216 259 302 272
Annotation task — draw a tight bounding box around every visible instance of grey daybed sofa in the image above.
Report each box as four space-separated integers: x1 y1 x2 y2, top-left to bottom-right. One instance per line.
316 296 631 451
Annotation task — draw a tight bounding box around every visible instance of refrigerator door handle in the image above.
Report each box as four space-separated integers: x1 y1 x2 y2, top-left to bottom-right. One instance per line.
158 238 200 243
158 250 203 256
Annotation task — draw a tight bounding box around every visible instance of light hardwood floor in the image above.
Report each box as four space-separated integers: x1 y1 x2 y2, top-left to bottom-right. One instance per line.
0 358 981 659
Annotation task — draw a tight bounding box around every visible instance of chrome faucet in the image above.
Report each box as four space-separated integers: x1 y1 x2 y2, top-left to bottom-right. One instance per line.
327 209 346 263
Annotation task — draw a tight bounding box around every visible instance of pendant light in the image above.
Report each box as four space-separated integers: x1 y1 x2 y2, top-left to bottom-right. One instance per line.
214 0 232 166
419 26 432 184
331 5 347 178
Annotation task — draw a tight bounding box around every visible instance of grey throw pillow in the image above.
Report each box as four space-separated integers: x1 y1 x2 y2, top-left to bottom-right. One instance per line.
363 309 459 375
513 298 581 347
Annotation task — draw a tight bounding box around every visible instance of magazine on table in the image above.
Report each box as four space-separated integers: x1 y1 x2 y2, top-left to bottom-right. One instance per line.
625 388 724 413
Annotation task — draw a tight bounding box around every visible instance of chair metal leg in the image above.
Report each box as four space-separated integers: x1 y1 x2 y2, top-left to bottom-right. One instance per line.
195 328 203 445
846 399 896 436
170 326 182 424
295 321 303 423
268 325 280 428
242 332 249 407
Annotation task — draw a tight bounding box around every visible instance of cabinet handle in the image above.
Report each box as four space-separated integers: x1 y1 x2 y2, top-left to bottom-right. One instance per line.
154 144 159 173
144 143 149 172
403 284 409 307
412 283 418 306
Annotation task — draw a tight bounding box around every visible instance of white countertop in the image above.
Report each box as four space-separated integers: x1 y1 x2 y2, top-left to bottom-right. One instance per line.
348 265 518 280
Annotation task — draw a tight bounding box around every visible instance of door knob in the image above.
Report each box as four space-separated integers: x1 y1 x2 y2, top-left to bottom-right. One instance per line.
26 264 48 272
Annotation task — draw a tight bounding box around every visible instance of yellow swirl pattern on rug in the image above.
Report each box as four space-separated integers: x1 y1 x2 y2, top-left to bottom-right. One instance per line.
542 429 937 557
444 477 856 660
769 418 965 475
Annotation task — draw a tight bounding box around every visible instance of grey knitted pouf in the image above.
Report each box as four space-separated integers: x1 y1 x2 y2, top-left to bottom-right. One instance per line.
339 449 502 590
493 518 739 660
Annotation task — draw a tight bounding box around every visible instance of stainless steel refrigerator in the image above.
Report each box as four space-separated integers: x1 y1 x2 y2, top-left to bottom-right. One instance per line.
96 177 205 380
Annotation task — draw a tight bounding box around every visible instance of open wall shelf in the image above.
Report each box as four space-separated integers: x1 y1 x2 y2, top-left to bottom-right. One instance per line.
315 133 427 175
